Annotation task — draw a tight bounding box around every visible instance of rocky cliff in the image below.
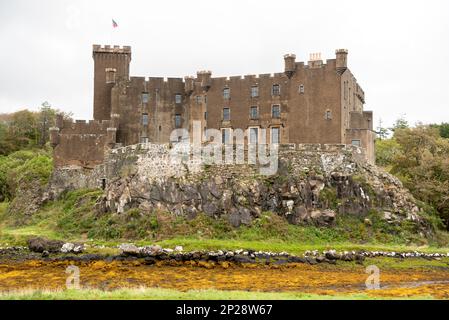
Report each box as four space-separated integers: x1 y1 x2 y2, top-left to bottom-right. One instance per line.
49 143 432 235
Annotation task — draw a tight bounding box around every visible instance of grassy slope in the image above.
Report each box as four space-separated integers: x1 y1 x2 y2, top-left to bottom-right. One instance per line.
0 288 432 300
1 189 449 254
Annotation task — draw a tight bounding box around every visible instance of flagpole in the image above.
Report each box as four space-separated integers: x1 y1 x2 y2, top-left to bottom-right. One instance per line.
111 19 118 45
110 19 113 45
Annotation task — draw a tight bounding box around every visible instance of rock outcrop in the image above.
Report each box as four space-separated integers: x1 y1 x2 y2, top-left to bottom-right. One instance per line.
49 143 433 234
27 237 84 254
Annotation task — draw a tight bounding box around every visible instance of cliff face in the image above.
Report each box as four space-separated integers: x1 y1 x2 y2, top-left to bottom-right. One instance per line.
49 143 432 235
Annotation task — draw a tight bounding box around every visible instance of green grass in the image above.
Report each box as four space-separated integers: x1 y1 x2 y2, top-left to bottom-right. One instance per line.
0 287 433 300
363 256 449 270
152 237 449 255
1 188 449 254
0 202 7 219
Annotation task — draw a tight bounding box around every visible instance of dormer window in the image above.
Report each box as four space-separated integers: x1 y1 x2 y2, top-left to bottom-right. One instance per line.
223 88 230 100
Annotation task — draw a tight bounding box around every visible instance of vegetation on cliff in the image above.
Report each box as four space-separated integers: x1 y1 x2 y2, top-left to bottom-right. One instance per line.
0 103 71 156
1 109 449 248
1 188 448 249
376 122 449 230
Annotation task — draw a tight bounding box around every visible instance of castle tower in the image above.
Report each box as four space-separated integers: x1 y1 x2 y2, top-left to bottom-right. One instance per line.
197 70 212 91
336 49 348 75
284 54 296 78
92 45 131 121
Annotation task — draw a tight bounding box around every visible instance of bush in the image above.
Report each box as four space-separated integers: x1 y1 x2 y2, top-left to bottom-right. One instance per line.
375 138 401 167
378 126 449 230
0 149 52 201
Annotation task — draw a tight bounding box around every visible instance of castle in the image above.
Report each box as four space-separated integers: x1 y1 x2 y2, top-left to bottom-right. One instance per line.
50 45 375 168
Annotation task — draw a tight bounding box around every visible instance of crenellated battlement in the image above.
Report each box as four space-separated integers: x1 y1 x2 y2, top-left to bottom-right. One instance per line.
129 76 185 86
121 50 343 93
93 44 131 54
55 116 118 136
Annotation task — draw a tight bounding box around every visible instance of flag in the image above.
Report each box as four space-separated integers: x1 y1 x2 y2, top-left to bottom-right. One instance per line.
112 19 118 28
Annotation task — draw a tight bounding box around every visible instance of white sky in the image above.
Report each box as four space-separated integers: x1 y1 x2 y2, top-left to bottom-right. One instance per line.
0 0 448 129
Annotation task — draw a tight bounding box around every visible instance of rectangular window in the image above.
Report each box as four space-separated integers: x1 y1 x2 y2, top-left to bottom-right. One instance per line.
142 92 149 104
222 128 231 144
325 110 332 120
140 137 149 144
272 84 280 96
271 127 280 144
175 114 182 128
299 84 305 94
351 139 361 147
249 127 259 144
223 88 230 99
195 96 202 104
204 112 207 120
250 106 258 119
223 108 230 121
105 68 116 83
142 113 149 125
251 86 259 98
175 94 182 104
272 105 280 118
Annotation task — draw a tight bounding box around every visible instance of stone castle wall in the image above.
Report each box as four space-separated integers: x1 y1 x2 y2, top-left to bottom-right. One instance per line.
49 143 366 196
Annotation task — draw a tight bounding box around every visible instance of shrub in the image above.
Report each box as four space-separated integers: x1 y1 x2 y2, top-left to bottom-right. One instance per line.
0 149 52 201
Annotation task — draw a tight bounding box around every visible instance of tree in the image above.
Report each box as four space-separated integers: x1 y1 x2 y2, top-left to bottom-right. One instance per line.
430 122 449 139
390 125 449 229
9 110 38 149
390 114 409 132
440 123 449 139
0 122 15 156
37 101 57 146
375 138 400 167
376 118 390 140
0 104 69 155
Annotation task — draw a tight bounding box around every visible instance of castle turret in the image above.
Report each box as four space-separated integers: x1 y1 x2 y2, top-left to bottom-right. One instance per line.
197 70 212 91
92 45 131 121
284 54 296 78
185 76 195 95
336 49 348 75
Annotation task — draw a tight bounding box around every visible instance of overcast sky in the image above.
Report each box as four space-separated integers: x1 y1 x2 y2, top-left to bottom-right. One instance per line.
0 0 448 128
